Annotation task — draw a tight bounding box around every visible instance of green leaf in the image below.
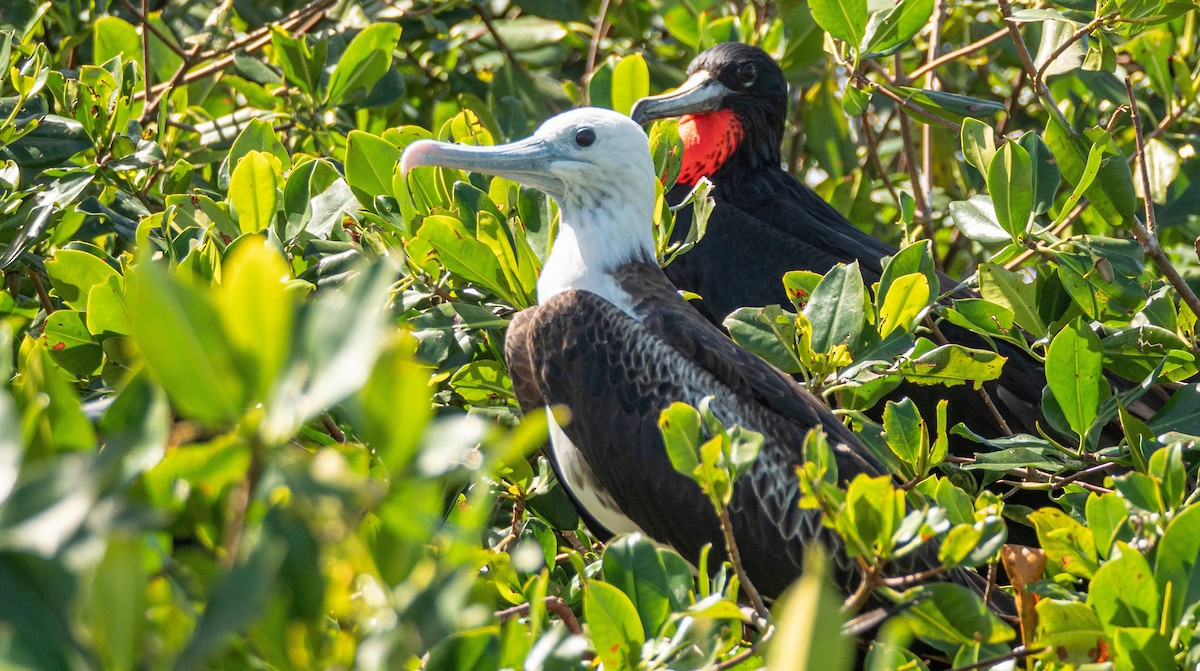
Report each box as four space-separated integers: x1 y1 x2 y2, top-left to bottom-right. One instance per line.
427 630 500 671
270 27 323 95
1018 131 1061 215
85 536 146 670
877 272 929 337
1030 508 1098 578
1087 543 1158 631
899 583 1015 645
1044 118 1136 227
216 237 297 404
979 262 1045 336
226 119 290 178
326 23 402 105
1086 492 1130 559
883 85 1005 122
863 0 934 55
898 343 1006 387
610 53 649 116
882 398 923 470
1148 384 1200 435
660 402 703 478
986 141 1033 239
42 310 102 376
262 260 396 442
810 0 868 45
1045 318 1106 440
602 534 671 639
961 118 996 176
766 548 851 671
173 537 287 671
1034 600 1107 665
126 261 244 424
725 305 804 374
44 249 119 310
229 151 279 234
947 196 1009 245
938 516 1006 568
585 581 645 671
1112 628 1174 671
418 215 518 305
362 336 433 478
838 474 904 557
804 262 865 353
1155 503 1200 626
346 130 400 207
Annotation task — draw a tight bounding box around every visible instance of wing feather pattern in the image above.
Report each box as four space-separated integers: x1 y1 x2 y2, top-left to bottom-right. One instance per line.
513 287 933 595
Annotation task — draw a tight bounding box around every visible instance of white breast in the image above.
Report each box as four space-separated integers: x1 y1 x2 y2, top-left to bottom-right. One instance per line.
547 408 646 535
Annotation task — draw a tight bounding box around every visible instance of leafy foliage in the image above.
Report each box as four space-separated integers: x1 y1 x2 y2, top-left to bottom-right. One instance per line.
4 0 1200 668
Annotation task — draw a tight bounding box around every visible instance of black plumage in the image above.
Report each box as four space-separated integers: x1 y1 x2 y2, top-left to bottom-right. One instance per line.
632 43 1053 444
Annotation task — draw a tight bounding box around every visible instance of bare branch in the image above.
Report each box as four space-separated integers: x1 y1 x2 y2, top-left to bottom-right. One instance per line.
908 28 1008 80
496 597 583 635
1124 76 1200 322
718 506 770 619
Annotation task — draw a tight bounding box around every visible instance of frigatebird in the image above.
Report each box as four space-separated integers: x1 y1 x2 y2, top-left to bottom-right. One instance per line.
630 43 1061 444
400 108 984 600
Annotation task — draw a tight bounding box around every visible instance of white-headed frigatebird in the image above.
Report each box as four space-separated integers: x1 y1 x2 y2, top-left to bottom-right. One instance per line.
629 42 1156 453
401 108 999 603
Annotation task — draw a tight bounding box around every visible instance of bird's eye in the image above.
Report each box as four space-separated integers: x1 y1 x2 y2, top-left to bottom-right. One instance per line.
574 128 597 147
739 62 758 84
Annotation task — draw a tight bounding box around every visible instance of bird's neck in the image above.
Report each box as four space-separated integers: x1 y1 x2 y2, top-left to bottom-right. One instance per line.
537 198 657 316
675 109 781 189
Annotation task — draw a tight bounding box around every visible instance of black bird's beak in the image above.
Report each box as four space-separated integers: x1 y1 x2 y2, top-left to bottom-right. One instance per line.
400 136 566 194
630 72 734 125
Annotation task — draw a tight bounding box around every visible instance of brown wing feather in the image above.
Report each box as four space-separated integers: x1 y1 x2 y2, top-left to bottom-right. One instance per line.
505 307 546 415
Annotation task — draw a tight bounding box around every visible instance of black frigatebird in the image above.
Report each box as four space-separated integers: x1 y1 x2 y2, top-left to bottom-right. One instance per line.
400 108 984 600
629 43 1075 444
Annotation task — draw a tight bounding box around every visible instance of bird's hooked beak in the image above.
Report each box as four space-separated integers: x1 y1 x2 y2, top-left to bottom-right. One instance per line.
630 71 733 125
400 136 565 194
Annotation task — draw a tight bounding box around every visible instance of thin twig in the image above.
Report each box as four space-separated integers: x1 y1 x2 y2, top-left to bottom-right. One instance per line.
143 43 201 122
1033 14 1116 90
1124 76 1200 319
718 506 769 619
1146 98 1196 143
139 0 153 106
219 436 266 568
919 1 945 227
995 68 1027 137
474 5 560 114
879 565 950 588
909 28 1008 80
857 73 962 132
842 562 877 612
583 0 613 103
860 112 903 210
321 413 346 443
996 0 1044 93
496 597 583 635
135 0 336 102
1048 461 1119 491
949 646 1045 671
714 643 764 671
28 269 54 315
927 318 1013 435
120 0 189 60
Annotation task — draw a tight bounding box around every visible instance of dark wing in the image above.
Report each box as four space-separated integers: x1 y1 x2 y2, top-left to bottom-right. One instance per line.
504 307 546 415
522 289 864 595
670 177 1055 444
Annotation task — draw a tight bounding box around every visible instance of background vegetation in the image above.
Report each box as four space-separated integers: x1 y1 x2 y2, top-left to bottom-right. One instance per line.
3 0 1200 668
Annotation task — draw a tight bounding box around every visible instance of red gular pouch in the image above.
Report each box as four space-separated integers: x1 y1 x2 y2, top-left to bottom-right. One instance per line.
675 110 745 187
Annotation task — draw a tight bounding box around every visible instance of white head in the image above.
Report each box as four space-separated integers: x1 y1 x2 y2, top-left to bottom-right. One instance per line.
401 108 659 291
